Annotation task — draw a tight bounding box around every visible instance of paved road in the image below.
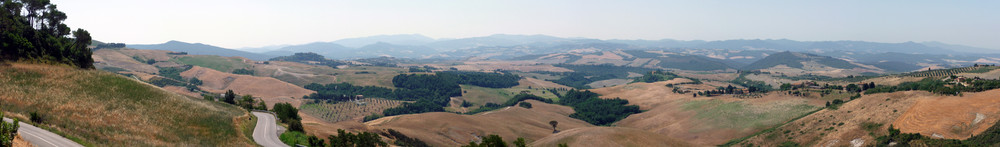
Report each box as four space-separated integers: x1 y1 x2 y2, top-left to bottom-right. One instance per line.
252 112 289 147
2 117 83 147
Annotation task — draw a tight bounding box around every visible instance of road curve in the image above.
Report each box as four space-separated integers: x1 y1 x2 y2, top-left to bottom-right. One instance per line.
252 112 289 147
2 117 83 147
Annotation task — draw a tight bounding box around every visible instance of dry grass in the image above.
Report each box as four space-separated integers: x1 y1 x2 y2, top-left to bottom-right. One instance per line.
590 80 820 146
181 66 314 108
893 89 1000 139
530 127 693 147
0 63 255 146
741 91 924 146
362 100 593 146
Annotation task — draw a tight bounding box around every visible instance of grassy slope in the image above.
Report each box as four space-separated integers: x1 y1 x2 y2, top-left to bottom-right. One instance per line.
172 56 252 73
0 63 255 146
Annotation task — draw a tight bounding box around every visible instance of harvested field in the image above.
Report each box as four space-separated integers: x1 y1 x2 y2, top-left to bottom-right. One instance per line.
171 56 253 73
180 66 313 107
299 98 407 123
530 127 693 147
893 89 1000 139
92 49 159 74
365 100 592 146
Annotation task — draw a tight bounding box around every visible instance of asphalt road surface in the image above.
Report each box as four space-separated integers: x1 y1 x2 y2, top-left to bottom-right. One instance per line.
252 112 289 147
2 117 83 147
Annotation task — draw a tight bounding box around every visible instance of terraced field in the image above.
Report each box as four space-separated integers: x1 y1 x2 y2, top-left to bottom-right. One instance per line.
299 98 408 123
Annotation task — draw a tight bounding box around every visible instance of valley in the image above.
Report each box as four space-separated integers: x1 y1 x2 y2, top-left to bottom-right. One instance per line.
2 1 999 146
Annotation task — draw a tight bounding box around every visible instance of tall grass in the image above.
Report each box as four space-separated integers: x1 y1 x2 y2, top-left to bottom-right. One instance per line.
0 63 254 146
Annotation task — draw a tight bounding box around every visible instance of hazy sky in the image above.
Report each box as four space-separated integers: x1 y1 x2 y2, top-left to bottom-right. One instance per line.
51 0 999 49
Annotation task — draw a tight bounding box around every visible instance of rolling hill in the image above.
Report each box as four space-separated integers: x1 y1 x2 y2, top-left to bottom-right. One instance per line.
0 63 256 146
742 51 865 70
128 40 274 61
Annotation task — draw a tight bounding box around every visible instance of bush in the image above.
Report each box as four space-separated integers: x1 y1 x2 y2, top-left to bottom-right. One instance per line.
328 129 387 147
287 119 304 133
29 111 43 124
1 112 20 147
362 113 383 122
232 68 254 75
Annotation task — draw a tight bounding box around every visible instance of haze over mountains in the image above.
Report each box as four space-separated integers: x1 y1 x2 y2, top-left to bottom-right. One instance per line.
125 34 1000 72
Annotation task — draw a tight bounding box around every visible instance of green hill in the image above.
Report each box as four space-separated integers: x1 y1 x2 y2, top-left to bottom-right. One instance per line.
742 51 862 70
0 63 256 146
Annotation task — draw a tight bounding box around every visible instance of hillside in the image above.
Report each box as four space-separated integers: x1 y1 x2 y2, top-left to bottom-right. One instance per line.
128 41 274 60
513 50 733 71
590 80 821 146
743 51 862 70
363 100 593 146
530 127 693 147
180 66 314 107
0 63 255 146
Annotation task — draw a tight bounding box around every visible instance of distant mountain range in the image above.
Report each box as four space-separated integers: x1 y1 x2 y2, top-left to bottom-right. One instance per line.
128 41 275 61
127 34 1000 70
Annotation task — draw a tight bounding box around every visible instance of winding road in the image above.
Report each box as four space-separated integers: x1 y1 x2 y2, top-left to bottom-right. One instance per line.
2 117 83 147
252 112 289 147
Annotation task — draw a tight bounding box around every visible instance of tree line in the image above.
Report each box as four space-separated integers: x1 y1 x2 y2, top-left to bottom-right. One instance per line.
865 77 1000 96
1 0 93 69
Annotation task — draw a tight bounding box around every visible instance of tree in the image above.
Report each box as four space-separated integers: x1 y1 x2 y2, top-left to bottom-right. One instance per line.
550 121 558 133
240 95 255 110
224 90 236 104
0 0 94 69
256 100 267 110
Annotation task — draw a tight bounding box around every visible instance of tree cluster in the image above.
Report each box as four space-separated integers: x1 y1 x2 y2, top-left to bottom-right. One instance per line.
327 129 387 147
546 64 659 89
462 134 527 147
865 77 1000 96
633 69 678 83
94 42 125 49
381 129 429 147
273 102 303 132
437 71 521 88
268 52 347 68
561 90 640 126
1 0 94 69
465 94 553 115
231 68 253 75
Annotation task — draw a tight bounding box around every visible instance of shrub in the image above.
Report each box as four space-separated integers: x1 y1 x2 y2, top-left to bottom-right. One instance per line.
29 111 43 124
518 102 533 109
1 112 20 147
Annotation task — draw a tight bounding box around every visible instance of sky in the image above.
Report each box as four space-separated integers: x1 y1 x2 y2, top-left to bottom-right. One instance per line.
51 0 1000 49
